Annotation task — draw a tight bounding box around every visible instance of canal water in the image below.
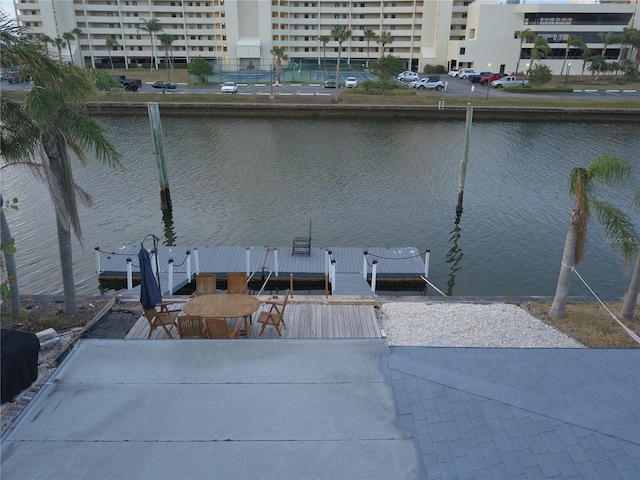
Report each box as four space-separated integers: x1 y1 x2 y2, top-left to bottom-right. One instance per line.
4 116 639 298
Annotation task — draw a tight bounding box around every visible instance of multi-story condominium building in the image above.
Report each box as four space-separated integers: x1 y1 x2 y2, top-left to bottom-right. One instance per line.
11 0 640 74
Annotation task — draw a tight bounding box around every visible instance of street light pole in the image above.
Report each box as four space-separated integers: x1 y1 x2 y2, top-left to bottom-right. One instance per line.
485 63 492 100
565 62 571 87
270 64 274 97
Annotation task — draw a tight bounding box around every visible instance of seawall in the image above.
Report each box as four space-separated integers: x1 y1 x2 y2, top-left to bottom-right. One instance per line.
85 102 640 122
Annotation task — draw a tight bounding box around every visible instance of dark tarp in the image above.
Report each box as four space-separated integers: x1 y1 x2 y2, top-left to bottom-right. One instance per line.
1 329 40 403
138 248 161 310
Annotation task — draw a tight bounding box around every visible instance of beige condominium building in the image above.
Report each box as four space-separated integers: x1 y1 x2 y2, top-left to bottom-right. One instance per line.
11 0 640 74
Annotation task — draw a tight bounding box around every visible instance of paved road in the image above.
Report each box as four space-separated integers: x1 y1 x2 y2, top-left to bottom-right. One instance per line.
2 77 638 98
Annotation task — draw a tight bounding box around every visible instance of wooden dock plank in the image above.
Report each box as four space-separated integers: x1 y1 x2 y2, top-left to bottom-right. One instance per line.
124 302 381 341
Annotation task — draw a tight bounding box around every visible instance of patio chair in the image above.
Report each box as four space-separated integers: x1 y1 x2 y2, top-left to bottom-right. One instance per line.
226 272 248 294
177 315 206 339
257 290 290 338
204 317 243 339
191 273 217 297
143 306 179 339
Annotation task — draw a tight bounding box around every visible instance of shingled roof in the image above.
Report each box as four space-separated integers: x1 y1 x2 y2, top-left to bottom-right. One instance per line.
389 348 640 479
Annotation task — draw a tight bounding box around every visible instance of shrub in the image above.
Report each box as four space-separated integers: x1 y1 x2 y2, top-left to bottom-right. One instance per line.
423 64 446 74
529 64 553 86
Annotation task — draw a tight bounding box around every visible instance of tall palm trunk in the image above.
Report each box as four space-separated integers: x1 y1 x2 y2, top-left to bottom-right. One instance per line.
0 197 21 314
43 132 79 314
549 208 580 318
334 47 342 102
620 254 639 320
55 216 77 313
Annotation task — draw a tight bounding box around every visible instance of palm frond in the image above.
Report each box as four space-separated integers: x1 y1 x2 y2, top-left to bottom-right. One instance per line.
587 155 632 186
0 98 41 162
592 199 639 267
61 110 122 168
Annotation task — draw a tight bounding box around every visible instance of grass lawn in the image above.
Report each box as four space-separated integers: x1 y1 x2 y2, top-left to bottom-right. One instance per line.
522 301 639 348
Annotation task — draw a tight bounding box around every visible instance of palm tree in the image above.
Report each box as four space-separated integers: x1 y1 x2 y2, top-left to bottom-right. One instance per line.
363 29 376 68
331 25 351 102
158 33 175 80
621 253 640 320
598 31 617 61
0 194 21 314
514 29 535 75
559 34 582 77
626 28 640 75
319 35 330 70
525 36 549 80
62 31 76 65
1 24 121 314
38 34 53 56
377 31 392 58
270 46 287 84
53 36 66 62
579 41 591 80
621 191 640 321
105 37 119 70
549 156 636 318
139 17 163 71
71 28 83 66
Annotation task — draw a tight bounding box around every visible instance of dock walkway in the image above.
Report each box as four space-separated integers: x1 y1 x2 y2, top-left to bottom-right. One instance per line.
124 298 382 340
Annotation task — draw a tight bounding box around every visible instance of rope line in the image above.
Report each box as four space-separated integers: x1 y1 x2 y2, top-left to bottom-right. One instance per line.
366 249 429 261
562 262 640 345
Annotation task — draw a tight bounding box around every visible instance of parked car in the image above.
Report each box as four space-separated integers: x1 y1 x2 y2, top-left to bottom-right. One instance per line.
111 74 142 91
490 75 529 88
220 81 238 93
324 78 337 88
152 81 177 90
397 71 419 82
457 68 479 80
408 78 427 88
415 77 445 90
468 72 492 84
344 76 358 88
480 73 506 86
448 69 460 77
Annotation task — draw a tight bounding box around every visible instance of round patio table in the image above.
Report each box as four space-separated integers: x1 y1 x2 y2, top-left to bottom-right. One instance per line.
183 294 260 318
183 294 260 335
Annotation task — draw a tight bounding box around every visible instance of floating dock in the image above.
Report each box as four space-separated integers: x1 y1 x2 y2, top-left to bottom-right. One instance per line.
98 245 427 296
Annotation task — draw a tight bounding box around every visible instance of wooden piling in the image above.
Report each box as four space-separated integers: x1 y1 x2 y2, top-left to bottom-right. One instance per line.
456 103 473 217
147 102 173 213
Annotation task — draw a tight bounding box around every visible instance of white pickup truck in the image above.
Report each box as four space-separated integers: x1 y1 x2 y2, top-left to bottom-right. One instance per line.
490 76 529 88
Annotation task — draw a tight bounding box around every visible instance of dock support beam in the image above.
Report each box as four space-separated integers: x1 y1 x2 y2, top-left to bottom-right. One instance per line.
371 260 378 294
126 258 133 291
168 258 174 294
424 249 430 279
362 249 368 279
274 248 279 276
330 259 336 294
186 250 192 282
194 248 200 275
95 247 101 274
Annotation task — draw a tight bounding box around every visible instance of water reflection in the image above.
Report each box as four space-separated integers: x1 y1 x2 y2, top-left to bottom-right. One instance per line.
446 217 464 296
162 210 177 246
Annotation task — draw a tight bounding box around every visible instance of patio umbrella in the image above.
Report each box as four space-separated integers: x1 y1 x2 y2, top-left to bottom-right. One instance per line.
138 247 162 310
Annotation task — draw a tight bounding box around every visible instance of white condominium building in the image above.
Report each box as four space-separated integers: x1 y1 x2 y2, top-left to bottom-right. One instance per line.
11 0 639 74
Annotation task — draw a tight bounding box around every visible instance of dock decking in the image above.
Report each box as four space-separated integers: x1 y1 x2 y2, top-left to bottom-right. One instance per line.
125 300 382 340
99 245 427 296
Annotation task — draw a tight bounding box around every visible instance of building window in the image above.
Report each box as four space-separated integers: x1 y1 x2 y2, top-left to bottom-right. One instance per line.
460 47 465 55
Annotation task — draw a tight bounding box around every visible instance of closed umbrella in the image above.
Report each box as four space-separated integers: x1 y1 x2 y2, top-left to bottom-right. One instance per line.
139 247 162 310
